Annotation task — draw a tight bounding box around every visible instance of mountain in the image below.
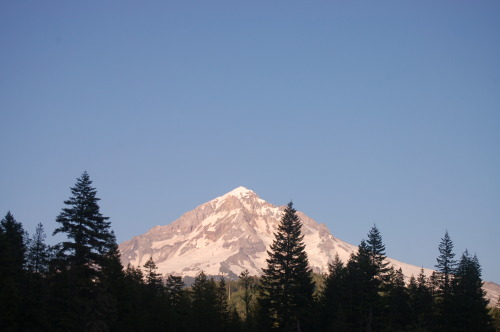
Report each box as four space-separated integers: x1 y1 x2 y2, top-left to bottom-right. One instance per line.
119 186 499 304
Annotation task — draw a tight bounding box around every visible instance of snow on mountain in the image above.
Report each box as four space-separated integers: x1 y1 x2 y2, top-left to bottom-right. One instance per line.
120 186 428 278
119 186 498 304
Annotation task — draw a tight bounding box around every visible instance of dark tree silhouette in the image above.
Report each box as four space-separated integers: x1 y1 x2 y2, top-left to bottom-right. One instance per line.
450 250 493 331
52 171 120 330
435 230 457 331
0 211 28 330
258 202 314 331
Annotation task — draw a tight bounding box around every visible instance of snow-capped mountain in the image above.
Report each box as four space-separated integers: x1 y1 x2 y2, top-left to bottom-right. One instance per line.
119 186 430 278
119 186 499 304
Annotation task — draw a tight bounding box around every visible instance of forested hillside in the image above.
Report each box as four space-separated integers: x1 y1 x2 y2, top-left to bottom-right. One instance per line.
1 172 497 331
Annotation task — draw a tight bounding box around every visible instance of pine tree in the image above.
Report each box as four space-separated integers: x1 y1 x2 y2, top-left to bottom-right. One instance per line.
27 222 50 275
493 296 500 332
216 277 232 330
165 275 190 332
143 256 163 293
0 211 28 331
258 202 315 331
366 224 390 279
450 250 494 331
53 171 115 274
24 223 52 330
52 171 120 330
320 254 348 331
345 240 379 332
191 271 219 331
0 211 27 274
435 230 457 331
407 269 434 331
383 267 410 331
239 269 256 321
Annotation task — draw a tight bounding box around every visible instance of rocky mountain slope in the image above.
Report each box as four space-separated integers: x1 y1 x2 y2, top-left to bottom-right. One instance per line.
119 186 499 304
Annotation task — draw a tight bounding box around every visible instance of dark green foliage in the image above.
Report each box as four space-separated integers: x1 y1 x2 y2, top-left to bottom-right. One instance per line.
0 211 28 331
258 202 315 331
407 269 435 331
493 296 500 332
239 269 257 321
320 254 349 331
367 224 390 279
435 231 458 331
27 223 51 275
191 271 235 331
53 171 115 273
51 171 120 330
383 267 411 331
143 256 163 293
165 275 191 331
449 251 494 331
2 178 497 332
345 240 380 331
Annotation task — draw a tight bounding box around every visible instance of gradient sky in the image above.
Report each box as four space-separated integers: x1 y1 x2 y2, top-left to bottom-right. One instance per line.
1 1 499 282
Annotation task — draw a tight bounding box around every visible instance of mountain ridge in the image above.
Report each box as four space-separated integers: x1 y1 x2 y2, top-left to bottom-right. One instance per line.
119 186 499 304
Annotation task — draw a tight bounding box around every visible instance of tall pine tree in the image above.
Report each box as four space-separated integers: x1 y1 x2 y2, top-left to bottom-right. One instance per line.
366 224 390 280
450 250 493 331
52 171 120 330
0 211 28 331
258 202 314 331
435 230 457 331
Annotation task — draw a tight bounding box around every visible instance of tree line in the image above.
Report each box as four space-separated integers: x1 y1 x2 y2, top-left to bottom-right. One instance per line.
1 172 498 331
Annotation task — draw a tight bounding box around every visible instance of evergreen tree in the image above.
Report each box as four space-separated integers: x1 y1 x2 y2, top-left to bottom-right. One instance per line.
52 171 120 330
239 269 256 321
143 256 163 293
407 269 434 331
165 275 190 331
191 271 220 331
383 267 410 331
434 231 457 331
258 202 315 331
0 211 27 274
320 254 348 331
27 222 50 275
25 222 52 330
450 250 493 331
0 211 28 331
345 240 379 332
366 224 390 279
53 171 115 273
216 277 232 331
493 296 500 332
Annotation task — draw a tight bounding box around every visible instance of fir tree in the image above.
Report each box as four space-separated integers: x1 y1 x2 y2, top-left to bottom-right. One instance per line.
345 240 379 332
407 269 434 331
435 230 457 331
0 211 28 331
53 171 116 274
239 269 256 321
52 171 120 330
493 296 500 332
258 202 315 331
383 267 410 331
25 223 52 330
320 254 348 331
450 250 494 331
366 224 390 279
27 222 50 275
216 277 232 331
191 271 220 332
143 256 163 293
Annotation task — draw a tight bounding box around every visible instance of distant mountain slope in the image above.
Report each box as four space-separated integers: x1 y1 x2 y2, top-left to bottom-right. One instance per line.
119 186 499 304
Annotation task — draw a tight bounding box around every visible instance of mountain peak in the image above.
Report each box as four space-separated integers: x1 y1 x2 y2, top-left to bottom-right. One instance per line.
222 186 256 199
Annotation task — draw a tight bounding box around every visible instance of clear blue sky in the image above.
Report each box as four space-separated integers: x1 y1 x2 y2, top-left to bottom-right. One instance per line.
1 1 499 282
